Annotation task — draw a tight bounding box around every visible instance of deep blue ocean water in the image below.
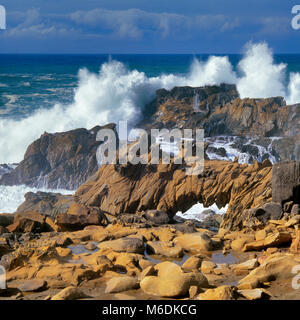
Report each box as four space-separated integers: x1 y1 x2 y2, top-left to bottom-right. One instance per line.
1 54 300 119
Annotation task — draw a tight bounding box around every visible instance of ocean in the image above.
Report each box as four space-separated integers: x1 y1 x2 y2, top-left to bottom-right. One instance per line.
0 42 299 214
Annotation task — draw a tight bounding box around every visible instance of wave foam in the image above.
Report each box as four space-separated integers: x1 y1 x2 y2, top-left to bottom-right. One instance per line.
0 42 299 163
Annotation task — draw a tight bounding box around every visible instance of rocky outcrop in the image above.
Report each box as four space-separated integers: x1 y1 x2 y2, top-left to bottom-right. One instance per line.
272 161 300 207
0 124 116 190
143 85 299 138
142 85 300 162
75 159 272 230
16 192 74 218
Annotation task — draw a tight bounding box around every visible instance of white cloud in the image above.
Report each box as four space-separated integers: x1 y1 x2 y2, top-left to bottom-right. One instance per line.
0 7 291 40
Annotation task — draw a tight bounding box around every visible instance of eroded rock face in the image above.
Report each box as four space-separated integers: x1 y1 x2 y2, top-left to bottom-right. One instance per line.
143 85 299 137
0 124 116 190
75 159 272 231
272 161 300 207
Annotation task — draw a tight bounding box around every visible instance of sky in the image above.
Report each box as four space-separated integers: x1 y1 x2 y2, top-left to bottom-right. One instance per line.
0 0 299 53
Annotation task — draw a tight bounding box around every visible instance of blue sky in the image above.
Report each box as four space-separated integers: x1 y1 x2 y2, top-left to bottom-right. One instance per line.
0 0 299 53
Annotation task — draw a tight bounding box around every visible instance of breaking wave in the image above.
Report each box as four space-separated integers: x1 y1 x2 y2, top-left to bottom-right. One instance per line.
0 42 299 163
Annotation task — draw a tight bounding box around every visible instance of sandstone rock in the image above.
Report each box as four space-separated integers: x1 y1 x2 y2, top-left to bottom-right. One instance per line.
55 209 108 231
18 279 47 292
140 272 209 298
197 285 236 300
143 210 170 225
237 288 271 300
238 254 299 288
231 236 255 251
232 259 259 275
67 203 89 216
51 286 89 300
255 229 267 241
138 266 157 280
7 211 50 233
285 215 300 227
146 241 183 258
16 191 73 218
105 276 140 293
84 242 97 251
154 261 183 277
97 237 144 254
290 231 300 253
181 255 204 271
189 286 200 299
213 264 232 276
174 233 213 252
242 231 292 251
75 157 272 232
56 247 72 258
201 261 217 274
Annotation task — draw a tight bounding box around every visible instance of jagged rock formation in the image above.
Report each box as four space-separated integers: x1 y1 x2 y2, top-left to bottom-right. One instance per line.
142 85 300 162
74 159 273 230
0 124 116 190
144 85 299 137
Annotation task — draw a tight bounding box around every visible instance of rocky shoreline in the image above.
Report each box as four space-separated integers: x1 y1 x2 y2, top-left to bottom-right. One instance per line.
0 158 299 300
0 84 299 300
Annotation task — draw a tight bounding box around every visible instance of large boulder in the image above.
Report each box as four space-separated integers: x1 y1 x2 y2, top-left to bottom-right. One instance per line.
140 272 209 298
97 237 144 254
105 276 139 294
173 233 214 252
16 192 73 219
55 208 108 231
0 124 116 190
146 241 183 258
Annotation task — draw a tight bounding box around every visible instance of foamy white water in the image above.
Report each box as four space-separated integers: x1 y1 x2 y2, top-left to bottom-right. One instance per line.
176 202 228 222
0 185 73 213
0 42 299 163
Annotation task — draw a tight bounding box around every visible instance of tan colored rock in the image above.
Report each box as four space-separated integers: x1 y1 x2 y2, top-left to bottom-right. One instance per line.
181 255 204 271
238 253 299 288
154 261 183 277
146 241 183 258
138 266 157 280
255 229 267 241
140 272 209 298
174 233 213 252
232 259 259 273
189 286 200 299
51 286 89 300
243 231 292 251
67 203 89 216
97 237 144 254
105 276 140 294
290 231 300 253
265 247 278 255
201 261 217 274
56 247 72 258
197 285 236 300
238 288 271 300
213 264 232 276
231 236 255 251
285 215 300 228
